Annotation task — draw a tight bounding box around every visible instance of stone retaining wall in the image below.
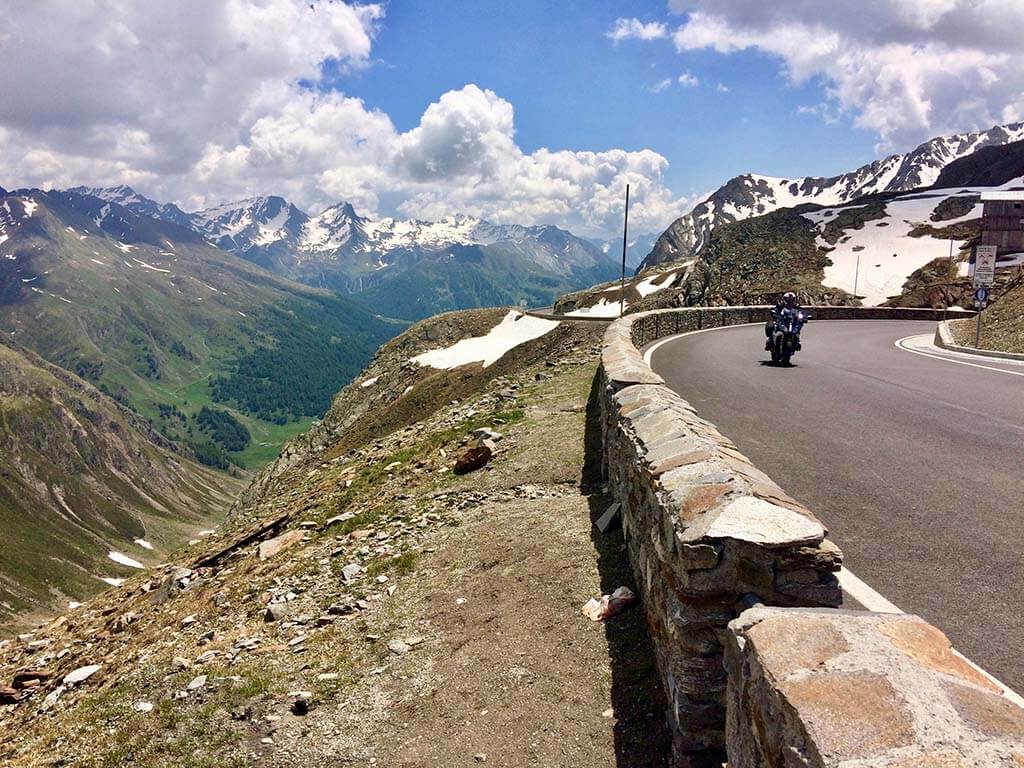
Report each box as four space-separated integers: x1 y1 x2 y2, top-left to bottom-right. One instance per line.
598 305 1017 767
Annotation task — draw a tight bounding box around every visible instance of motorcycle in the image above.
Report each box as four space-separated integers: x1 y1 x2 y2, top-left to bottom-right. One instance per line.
767 307 808 366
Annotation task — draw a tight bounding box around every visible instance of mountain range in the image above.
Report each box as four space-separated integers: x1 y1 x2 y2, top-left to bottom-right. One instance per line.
0 187 399 469
74 187 621 320
555 131 1024 314
640 122 1024 271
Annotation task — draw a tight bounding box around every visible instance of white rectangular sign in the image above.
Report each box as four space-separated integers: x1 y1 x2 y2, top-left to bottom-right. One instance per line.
974 245 997 286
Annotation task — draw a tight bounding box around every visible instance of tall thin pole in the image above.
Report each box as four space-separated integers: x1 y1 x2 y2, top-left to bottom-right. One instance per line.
945 238 954 322
619 184 630 318
853 251 860 302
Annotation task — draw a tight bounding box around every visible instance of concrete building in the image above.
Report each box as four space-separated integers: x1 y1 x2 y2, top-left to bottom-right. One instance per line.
980 190 1024 255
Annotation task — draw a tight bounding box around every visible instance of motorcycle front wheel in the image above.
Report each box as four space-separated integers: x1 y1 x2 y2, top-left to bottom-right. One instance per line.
780 340 794 366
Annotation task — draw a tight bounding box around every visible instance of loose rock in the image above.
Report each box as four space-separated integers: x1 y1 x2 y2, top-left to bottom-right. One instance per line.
63 664 101 686
453 445 493 475
259 530 305 561
265 603 288 622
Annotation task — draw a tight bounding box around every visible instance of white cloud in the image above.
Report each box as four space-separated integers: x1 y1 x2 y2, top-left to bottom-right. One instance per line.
666 1 1024 149
194 82 688 236
0 2 687 237
606 17 668 42
716 83 730 93
797 103 841 125
650 78 674 94
678 72 700 87
387 86 689 236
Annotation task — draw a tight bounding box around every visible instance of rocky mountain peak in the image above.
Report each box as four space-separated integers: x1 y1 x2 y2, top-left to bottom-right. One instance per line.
639 121 1024 272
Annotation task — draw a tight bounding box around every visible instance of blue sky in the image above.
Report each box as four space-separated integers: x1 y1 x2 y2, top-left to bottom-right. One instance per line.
331 0 881 201
2 1 1019 237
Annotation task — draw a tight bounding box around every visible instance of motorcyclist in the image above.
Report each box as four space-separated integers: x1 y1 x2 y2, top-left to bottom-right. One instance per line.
765 291 803 351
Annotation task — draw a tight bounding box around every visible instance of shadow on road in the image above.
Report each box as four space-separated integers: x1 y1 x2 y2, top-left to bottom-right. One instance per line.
579 370 672 767
758 360 799 368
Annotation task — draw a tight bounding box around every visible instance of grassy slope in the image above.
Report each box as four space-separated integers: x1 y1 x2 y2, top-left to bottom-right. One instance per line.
0 312 672 768
0 191 400 468
0 339 244 630
951 276 1024 352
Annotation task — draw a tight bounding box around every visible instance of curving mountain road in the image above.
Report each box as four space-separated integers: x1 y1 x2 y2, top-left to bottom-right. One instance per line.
648 320 1024 693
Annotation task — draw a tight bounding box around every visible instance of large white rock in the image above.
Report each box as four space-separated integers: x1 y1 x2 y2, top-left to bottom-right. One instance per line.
700 497 824 546
63 664 101 686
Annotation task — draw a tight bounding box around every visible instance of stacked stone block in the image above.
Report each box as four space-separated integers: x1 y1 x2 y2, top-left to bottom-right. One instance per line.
726 606 1024 767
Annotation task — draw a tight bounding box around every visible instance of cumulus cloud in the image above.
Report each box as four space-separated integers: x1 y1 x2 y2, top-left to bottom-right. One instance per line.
0 1 685 237
678 72 700 87
0 0 382 183
650 78 674 94
388 86 688 236
665 0 1024 149
606 17 668 42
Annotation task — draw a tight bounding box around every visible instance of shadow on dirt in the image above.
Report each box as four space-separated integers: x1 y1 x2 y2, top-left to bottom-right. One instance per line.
580 370 672 767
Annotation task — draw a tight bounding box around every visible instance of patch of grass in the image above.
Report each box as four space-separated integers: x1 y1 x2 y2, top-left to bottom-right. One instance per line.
238 671 274 699
310 407 525 528
50 679 248 768
365 550 419 578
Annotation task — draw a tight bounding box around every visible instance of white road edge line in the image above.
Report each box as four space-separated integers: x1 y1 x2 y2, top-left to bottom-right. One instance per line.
644 324 1024 706
642 322 761 366
895 335 1024 377
841 566 1024 706
836 567 902 613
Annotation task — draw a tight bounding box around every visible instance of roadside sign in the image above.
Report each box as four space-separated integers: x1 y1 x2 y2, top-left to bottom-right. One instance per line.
973 245 997 286
974 286 990 303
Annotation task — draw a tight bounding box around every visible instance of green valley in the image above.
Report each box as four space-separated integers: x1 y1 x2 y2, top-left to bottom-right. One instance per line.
0 190 402 469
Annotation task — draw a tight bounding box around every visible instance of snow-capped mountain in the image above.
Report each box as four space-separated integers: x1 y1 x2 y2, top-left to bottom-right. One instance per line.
68 184 195 230
639 122 1024 271
77 187 611 275
191 195 308 252
73 187 618 319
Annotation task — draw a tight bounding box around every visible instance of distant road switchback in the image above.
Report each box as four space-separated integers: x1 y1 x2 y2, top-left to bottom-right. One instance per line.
648 319 1024 693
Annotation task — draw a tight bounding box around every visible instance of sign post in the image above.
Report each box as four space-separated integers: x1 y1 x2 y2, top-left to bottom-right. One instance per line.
972 245 997 348
974 245 997 285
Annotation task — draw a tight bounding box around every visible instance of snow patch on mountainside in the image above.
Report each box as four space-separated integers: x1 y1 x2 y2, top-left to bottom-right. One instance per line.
565 299 625 318
108 551 145 569
411 311 560 369
635 267 685 298
806 186 1000 305
642 122 1024 272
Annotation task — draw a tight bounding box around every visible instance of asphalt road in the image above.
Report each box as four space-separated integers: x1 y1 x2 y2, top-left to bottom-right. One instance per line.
649 320 1024 692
